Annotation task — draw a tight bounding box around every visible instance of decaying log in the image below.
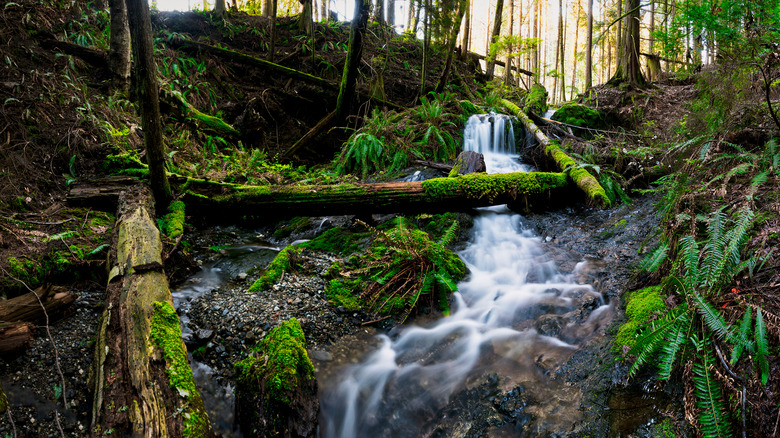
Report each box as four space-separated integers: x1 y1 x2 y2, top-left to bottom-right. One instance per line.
467 51 534 76
37 31 109 69
0 322 34 355
169 39 404 111
88 184 214 437
183 171 572 218
284 109 337 158
0 284 76 324
161 89 240 137
501 99 610 206
67 175 141 211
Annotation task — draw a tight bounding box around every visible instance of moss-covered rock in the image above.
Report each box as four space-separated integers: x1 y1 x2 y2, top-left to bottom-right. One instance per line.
160 200 186 238
247 246 301 292
234 318 318 437
552 102 606 137
614 286 666 354
524 83 548 115
296 226 370 256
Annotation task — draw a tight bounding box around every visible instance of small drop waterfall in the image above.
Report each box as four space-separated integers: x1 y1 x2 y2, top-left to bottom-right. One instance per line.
320 114 608 437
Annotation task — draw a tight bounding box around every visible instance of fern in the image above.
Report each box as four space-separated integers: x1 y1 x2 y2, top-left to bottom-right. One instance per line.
656 311 691 380
628 304 689 377
730 309 753 365
756 307 769 385
437 220 459 247
692 338 732 438
640 242 670 273
691 292 737 344
678 236 700 288
701 208 728 288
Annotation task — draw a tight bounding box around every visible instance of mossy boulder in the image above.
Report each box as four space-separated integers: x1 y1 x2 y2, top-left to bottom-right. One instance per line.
234 318 318 438
614 286 666 355
523 83 548 115
551 102 606 137
248 246 302 292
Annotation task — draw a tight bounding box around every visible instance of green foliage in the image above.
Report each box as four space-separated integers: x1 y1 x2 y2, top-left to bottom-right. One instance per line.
551 102 606 137
234 318 314 405
614 286 667 354
692 337 732 438
296 227 369 256
756 307 769 385
248 246 301 293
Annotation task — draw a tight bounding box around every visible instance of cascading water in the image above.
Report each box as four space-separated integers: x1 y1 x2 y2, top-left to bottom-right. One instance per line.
320 114 611 437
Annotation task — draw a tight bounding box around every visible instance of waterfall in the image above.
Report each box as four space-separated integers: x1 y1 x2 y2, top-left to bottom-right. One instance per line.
320 114 608 437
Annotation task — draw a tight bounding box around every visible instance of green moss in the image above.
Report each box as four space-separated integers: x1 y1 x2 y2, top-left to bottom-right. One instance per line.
161 201 186 238
551 102 605 135
248 246 300 292
421 171 569 201
614 286 666 354
325 278 363 311
103 152 147 174
4 256 44 290
234 318 314 404
150 301 197 396
273 217 311 240
296 227 369 256
182 410 211 438
523 83 548 115
544 142 610 206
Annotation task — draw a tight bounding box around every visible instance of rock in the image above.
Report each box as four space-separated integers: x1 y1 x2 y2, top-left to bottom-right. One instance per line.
535 314 564 337
237 272 248 281
448 151 487 177
308 350 333 362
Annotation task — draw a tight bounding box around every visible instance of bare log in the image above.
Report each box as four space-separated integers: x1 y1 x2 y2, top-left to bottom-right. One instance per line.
88 184 213 437
67 176 141 211
183 171 572 218
284 109 337 158
501 98 610 206
0 322 34 356
37 32 109 68
0 284 76 324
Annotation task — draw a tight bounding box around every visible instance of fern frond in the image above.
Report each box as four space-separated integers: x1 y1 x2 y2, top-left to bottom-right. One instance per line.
701 209 728 287
640 242 670 273
657 311 691 380
756 307 769 385
692 339 733 438
708 208 754 292
691 292 750 351
437 220 459 248
628 304 689 377
730 309 753 365
678 235 700 286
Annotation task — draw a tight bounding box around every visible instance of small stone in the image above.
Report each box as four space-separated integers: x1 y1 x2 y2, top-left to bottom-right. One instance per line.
237 272 248 281
308 350 333 362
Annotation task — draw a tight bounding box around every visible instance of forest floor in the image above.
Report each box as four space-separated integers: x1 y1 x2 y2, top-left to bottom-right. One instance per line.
1 0 779 436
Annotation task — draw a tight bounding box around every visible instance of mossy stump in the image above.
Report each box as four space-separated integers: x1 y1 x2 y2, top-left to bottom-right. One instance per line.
234 318 318 438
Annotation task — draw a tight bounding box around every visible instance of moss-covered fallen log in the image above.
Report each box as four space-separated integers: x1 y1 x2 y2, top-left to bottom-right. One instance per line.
183 171 571 218
501 99 610 206
162 90 240 137
88 184 213 437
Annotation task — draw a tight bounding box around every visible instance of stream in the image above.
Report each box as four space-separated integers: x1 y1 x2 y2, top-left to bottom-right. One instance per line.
170 113 671 437
318 114 613 437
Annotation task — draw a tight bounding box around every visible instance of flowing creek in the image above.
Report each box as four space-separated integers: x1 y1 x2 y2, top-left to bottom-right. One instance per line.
171 113 671 437
319 114 613 437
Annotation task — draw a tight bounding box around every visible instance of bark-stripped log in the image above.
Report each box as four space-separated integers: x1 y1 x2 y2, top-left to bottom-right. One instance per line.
182 171 572 218
0 284 76 324
501 99 610 206
88 184 213 437
0 322 34 355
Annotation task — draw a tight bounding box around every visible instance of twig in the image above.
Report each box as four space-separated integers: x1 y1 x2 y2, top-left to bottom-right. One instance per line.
5 409 16 437
361 315 392 326
2 271 67 438
714 342 746 438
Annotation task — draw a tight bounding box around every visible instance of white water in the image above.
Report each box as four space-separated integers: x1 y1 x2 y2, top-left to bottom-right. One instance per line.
320 114 607 437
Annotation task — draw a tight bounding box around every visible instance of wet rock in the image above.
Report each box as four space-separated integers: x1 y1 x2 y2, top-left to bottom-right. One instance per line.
308 350 333 362
535 314 564 336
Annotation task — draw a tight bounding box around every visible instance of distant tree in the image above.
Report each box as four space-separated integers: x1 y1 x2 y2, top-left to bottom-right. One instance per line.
269 0 278 61
214 0 226 14
387 0 395 27
460 0 471 57
436 0 468 92
126 0 171 207
485 0 504 79
504 0 515 85
108 0 131 95
584 0 593 89
299 0 313 33
336 0 370 123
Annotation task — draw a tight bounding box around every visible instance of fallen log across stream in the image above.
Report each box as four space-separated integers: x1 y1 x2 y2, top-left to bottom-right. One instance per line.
501 99 611 206
88 184 214 437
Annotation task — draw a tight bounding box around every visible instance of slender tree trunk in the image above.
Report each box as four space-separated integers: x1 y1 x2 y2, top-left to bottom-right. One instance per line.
460 0 471 56
108 0 131 96
570 0 581 99
214 0 226 14
387 0 394 27
408 0 415 32
552 0 562 101
436 0 467 92
616 0 622 59
126 0 171 207
269 0 278 61
412 0 422 34
263 0 272 16
504 0 515 85
336 0 370 122
373 0 385 24
559 0 565 102
485 0 504 79
420 0 431 96
584 0 593 89
299 0 313 33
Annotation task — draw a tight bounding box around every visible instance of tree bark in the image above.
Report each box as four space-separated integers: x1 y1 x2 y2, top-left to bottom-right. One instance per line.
504 0 514 85
183 171 572 218
88 185 214 436
584 0 593 89
606 0 646 88
108 0 131 95
263 0 272 16
436 0 468 93
126 0 172 208
269 0 278 61
214 0 226 14
485 0 504 79
336 0 370 123
387 0 395 27
570 0 581 99
299 0 313 33
460 0 470 56
0 284 76 324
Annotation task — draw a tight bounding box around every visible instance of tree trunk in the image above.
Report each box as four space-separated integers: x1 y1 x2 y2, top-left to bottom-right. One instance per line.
485 0 504 79
299 0 313 33
336 0 370 123
570 0 581 99
263 0 272 17
387 0 395 27
373 0 385 24
460 0 471 57
584 0 593 89
553 0 562 101
436 0 468 92
214 0 226 14
501 99 610 206
88 185 213 436
126 0 172 208
108 0 131 96
606 0 646 88
419 0 430 97
183 172 572 217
